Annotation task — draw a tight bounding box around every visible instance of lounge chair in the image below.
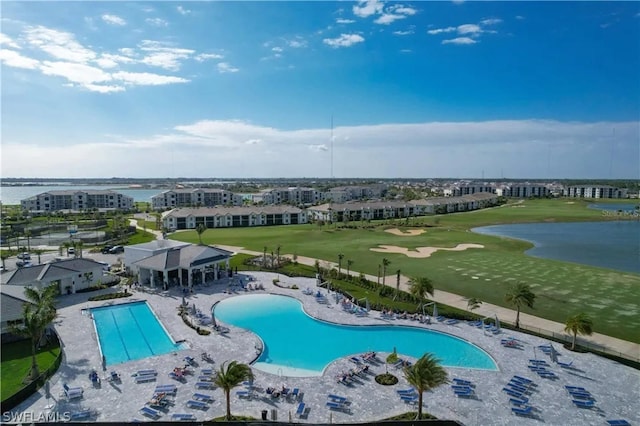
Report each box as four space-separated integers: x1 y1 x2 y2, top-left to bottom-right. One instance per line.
63 389 83 400
69 409 93 421
452 378 474 386
140 406 161 419
201 369 214 376
565 385 587 392
193 392 213 402
326 401 350 413
296 402 306 417
606 420 631 426
349 356 363 365
396 388 416 395
445 318 459 325
454 390 475 398
400 394 419 403
236 390 251 399
135 369 157 376
187 399 208 409
327 394 348 403
557 360 574 368
195 382 214 389
502 388 524 398
172 413 197 421
511 406 534 417
513 375 533 383
509 397 529 406
572 399 596 409
155 384 177 393
135 374 157 384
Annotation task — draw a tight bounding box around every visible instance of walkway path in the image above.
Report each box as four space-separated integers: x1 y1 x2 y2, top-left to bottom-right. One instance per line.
215 246 640 362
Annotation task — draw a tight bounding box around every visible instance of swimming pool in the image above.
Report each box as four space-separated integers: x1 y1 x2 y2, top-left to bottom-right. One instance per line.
91 301 184 366
214 294 497 376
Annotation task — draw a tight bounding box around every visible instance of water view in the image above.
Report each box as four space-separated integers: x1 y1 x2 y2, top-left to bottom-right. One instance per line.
0 185 163 205
473 220 640 274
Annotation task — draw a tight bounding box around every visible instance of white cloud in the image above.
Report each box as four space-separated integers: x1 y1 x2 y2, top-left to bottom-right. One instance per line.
442 37 477 45
145 18 169 27
389 5 417 16
374 14 406 25
217 62 239 73
323 33 365 48
112 71 189 85
1 33 21 49
194 53 223 62
102 14 127 26
400 49 412 53
427 27 456 35
480 18 502 26
353 0 384 18
336 18 355 24
139 40 195 71
457 24 482 35
94 53 136 69
272 47 283 53
25 26 96 63
84 83 126 93
286 37 307 48
0 49 40 69
393 30 414 36
40 60 113 84
119 47 136 57
177 6 191 15
516 15 525 20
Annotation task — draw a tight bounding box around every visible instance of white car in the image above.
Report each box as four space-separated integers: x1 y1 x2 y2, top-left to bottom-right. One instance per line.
68 247 75 256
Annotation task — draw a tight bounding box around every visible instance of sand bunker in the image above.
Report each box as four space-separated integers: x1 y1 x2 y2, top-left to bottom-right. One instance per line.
384 228 426 236
370 243 484 258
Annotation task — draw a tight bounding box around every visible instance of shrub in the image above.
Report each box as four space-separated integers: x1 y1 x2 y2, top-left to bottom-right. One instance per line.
375 373 398 386
88 292 132 302
179 312 211 335
386 352 399 364
291 284 299 290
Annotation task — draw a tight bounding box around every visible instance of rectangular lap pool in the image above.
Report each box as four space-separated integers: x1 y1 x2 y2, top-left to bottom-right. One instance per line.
91 301 184 366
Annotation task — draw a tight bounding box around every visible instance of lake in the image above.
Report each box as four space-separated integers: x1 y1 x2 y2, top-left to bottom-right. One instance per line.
0 185 163 204
473 220 640 274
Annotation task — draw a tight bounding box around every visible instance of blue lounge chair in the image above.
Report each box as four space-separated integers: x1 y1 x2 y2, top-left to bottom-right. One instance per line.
565 385 587 392
196 382 214 389
452 378 474 386
573 399 596 409
511 406 534 417
445 318 459 325
509 397 529 406
187 399 208 409
69 410 92 421
135 369 157 376
172 413 197 421
236 390 251 399
201 369 214 376
503 388 524 398
296 402 306 417
513 375 533 383
193 393 213 402
455 390 475 398
326 401 350 412
140 406 161 419
401 394 418 403
349 356 363 365
327 394 347 403
570 392 595 401
396 388 416 395
135 374 156 384
557 360 574 368
155 384 177 393
606 420 631 426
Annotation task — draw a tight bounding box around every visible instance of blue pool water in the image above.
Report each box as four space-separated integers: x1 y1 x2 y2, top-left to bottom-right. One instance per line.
214 294 497 376
91 302 184 366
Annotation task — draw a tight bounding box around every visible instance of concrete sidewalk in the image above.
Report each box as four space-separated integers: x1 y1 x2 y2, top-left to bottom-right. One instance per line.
220 246 639 362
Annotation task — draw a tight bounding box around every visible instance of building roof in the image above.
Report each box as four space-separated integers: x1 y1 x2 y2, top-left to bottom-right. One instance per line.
164 205 304 218
155 188 229 195
309 193 498 212
23 189 130 198
1 258 105 286
126 239 190 251
1 285 35 323
132 245 232 271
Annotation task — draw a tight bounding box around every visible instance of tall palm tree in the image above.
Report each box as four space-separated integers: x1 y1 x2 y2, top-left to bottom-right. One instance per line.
403 353 448 419
25 230 32 252
564 313 593 350
505 282 536 329
276 245 281 268
10 285 57 381
214 360 254 420
382 258 390 286
31 248 46 265
467 297 482 312
346 259 354 278
337 253 344 278
263 246 268 267
408 277 435 304
195 224 206 245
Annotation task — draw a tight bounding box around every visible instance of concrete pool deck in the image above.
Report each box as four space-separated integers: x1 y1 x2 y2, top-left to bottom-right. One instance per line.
11 272 640 425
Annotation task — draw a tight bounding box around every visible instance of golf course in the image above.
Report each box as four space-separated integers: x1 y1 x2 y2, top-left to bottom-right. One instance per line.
170 198 640 343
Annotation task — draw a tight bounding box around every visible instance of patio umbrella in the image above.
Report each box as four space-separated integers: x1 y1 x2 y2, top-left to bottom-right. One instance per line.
432 304 438 318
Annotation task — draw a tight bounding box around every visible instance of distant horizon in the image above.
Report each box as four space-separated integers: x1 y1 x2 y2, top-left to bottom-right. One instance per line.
2 1 639 178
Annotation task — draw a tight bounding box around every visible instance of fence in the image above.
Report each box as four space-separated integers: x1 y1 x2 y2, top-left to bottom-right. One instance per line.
0 332 62 413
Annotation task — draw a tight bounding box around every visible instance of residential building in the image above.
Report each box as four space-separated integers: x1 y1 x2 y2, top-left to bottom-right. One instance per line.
123 242 232 289
21 190 134 212
151 188 243 210
1 258 110 295
323 184 387 202
445 183 495 197
502 183 551 198
162 206 308 230
1 285 35 337
258 187 322 205
564 185 628 199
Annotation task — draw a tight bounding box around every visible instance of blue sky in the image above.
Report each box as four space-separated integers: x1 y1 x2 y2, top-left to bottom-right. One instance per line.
1 1 639 179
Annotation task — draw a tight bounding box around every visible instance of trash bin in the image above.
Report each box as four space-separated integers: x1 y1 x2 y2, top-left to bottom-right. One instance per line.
261 410 268 421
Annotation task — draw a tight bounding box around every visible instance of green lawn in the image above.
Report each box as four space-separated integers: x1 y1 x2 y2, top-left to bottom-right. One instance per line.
1 339 61 402
170 198 640 343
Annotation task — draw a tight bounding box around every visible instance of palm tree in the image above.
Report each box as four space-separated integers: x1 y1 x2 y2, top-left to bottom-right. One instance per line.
382 258 390 286
1 251 11 270
346 259 353 278
337 253 344 278
467 297 482 312
505 282 536 329
75 241 84 258
276 245 281 268
10 285 57 381
25 230 32 252
403 353 448 419
263 246 268 267
195 224 206 245
32 248 46 265
214 360 254 420
408 277 435 304
564 313 593 350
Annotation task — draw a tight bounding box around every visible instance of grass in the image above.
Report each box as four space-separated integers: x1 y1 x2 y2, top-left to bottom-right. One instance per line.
126 229 156 245
0 339 61 402
171 199 640 342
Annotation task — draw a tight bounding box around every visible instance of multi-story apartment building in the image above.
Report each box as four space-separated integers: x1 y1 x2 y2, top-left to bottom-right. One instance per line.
162 205 308 230
258 187 322 205
151 188 242 210
21 190 134 212
564 185 628 199
323 184 387 202
444 183 495 197
501 183 551 198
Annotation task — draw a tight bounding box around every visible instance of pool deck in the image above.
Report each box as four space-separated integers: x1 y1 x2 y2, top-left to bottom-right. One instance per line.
12 272 640 425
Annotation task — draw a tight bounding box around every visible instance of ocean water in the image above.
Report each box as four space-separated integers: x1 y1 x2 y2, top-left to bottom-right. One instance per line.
214 294 497 376
473 220 640 274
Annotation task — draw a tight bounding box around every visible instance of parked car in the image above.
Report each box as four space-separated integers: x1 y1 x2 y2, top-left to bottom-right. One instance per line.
96 261 111 272
0 265 7 273
101 245 114 254
67 247 75 256
16 261 32 268
109 245 124 254
17 252 31 260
